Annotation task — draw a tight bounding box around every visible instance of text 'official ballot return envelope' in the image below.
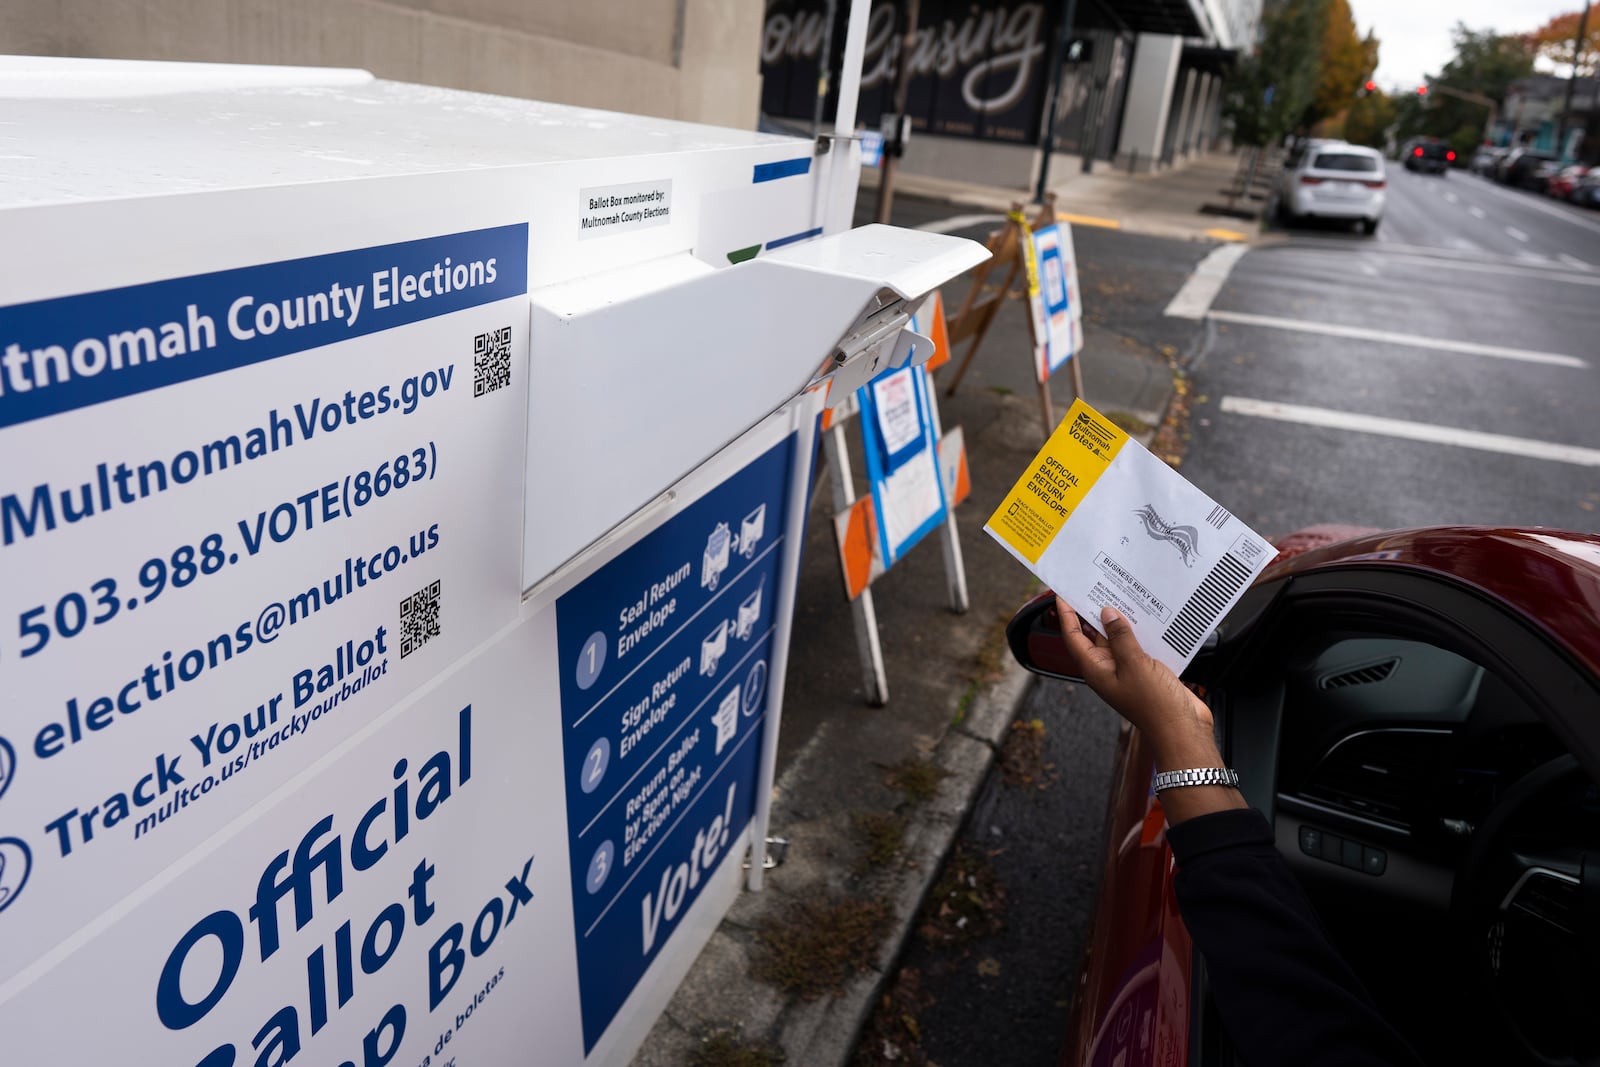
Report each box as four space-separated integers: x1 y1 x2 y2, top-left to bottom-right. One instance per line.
986 399 1274 675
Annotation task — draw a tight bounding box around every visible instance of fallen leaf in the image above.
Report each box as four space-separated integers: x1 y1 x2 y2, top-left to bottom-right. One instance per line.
977 957 1002 977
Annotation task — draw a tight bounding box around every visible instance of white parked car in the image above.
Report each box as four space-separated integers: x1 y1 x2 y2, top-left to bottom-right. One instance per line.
1278 143 1386 234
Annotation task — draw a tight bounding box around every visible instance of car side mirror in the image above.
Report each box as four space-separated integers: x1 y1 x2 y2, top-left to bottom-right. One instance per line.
1005 591 1085 683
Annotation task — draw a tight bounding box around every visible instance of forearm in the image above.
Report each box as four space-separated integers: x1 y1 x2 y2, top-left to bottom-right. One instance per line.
1169 809 1421 1066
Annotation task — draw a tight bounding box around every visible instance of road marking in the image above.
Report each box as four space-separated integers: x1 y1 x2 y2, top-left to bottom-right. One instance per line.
1164 242 1250 319
915 213 1006 234
1206 309 1588 367
1359 261 1379 276
1269 242 1600 285
1063 212 1122 230
1507 226 1529 242
1560 253 1592 270
1468 175 1600 236
1203 227 1251 242
1445 191 1458 203
1220 396 1600 467
1469 206 1486 219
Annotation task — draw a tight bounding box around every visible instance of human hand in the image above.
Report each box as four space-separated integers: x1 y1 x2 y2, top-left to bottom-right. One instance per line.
1054 597 1219 773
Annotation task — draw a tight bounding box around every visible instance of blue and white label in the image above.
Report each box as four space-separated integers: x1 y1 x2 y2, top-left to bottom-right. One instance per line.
555 435 792 1051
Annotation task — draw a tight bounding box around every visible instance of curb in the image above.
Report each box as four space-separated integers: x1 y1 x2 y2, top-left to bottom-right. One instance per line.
633 655 1038 1067
783 655 1036 1067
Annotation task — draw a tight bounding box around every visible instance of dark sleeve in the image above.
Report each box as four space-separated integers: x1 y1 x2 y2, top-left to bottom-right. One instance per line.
1167 807 1422 1067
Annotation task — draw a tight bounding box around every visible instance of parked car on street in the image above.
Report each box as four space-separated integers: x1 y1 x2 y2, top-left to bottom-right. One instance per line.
1546 164 1591 200
1401 137 1453 174
1470 146 1508 175
1499 148 1558 188
1277 144 1386 234
1571 170 1600 208
1008 525 1600 1067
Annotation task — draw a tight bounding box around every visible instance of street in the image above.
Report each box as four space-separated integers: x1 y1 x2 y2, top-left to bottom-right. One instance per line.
1187 166 1600 535
851 168 1600 1066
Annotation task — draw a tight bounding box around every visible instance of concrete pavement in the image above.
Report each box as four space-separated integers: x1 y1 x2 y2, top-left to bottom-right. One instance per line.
859 150 1258 244
632 196 1215 1066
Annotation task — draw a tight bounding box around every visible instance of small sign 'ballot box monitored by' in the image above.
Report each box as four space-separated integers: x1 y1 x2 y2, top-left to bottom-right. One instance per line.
0 57 984 1066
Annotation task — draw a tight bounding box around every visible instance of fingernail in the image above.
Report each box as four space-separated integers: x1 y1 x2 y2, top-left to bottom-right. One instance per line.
1102 606 1122 622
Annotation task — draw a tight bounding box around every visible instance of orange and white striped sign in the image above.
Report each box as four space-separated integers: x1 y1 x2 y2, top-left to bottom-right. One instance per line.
922 290 953 372
937 426 970 507
832 496 885 600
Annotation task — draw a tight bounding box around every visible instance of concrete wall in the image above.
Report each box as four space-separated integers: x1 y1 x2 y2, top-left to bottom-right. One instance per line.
0 0 763 128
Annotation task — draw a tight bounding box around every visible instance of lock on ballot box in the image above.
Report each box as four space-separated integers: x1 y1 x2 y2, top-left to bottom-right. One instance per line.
0 57 985 1066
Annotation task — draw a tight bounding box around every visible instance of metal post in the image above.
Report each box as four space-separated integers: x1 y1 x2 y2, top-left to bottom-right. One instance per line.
746 395 824 890
823 424 890 704
876 0 921 224
1033 0 1081 201
816 0 872 236
1556 0 1591 159
811 0 839 137
920 367 969 614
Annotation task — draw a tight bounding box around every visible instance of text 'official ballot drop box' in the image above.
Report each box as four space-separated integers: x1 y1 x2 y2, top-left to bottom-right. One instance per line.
0 57 986 1066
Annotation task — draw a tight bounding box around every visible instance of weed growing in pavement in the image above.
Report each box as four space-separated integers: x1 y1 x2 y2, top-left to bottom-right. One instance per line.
884 757 948 804
987 384 1014 396
953 679 978 725
850 967 935 1067
853 811 907 871
753 896 890 998
917 841 1006 951
690 1030 784 1067
999 718 1057 790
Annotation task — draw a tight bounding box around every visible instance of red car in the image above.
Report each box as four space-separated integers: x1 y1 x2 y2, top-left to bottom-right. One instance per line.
1546 164 1591 200
1008 525 1600 1066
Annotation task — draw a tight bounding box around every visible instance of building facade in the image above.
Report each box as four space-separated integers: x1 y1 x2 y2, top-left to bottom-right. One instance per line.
1 0 764 130
760 0 1261 193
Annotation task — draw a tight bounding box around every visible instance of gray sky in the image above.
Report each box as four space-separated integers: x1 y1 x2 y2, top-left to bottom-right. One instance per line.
1347 0 1577 89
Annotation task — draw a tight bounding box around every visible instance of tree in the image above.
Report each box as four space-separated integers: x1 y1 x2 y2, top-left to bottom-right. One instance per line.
1304 0 1380 129
1530 10 1600 77
1394 23 1534 150
1224 0 1326 146
1342 89 1397 148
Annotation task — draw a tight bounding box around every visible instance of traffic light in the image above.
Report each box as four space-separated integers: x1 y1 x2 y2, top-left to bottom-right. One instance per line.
1416 85 1428 96
1365 81 1376 93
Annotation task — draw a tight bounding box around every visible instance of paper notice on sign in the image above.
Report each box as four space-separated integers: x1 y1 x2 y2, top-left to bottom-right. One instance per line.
985 399 1274 675
872 367 921 455
880 448 943 558
578 178 673 238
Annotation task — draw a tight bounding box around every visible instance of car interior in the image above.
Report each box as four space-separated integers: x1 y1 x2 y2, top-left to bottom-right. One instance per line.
1203 574 1600 1066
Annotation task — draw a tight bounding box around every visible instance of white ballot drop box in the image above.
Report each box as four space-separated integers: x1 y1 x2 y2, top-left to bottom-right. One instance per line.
0 57 985 1066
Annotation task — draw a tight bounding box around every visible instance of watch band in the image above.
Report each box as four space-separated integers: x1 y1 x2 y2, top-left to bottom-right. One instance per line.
1153 767 1240 794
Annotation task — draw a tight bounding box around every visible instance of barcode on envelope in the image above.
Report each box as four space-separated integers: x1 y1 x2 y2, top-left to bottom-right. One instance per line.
1161 553 1253 657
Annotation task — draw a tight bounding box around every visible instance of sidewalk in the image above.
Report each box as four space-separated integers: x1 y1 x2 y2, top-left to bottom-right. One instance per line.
632 201 1216 1067
860 151 1258 244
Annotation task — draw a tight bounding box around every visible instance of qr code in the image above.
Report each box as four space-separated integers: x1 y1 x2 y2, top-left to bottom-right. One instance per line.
474 326 512 397
400 579 441 658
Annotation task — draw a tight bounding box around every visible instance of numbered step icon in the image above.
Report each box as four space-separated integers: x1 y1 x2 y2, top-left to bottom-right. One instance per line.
0 737 14 803
580 737 611 795
0 837 32 914
741 659 768 717
586 840 616 895
575 631 607 691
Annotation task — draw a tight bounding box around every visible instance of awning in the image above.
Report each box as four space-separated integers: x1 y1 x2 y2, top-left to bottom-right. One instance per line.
1078 0 1211 39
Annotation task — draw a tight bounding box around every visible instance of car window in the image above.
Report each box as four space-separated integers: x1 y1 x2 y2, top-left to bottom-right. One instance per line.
1310 152 1379 172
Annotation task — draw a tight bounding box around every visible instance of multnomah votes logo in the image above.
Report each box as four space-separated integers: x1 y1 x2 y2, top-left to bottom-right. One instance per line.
1134 504 1199 567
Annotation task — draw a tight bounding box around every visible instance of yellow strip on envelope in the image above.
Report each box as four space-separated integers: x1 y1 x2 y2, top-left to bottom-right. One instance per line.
989 400 1129 563
986 398 1274 674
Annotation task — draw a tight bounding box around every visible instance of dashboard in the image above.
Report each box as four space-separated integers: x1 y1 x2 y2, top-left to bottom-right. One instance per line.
1275 637 1567 868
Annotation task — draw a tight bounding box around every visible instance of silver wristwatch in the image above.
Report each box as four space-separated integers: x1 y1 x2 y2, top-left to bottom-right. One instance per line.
1153 767 1240 793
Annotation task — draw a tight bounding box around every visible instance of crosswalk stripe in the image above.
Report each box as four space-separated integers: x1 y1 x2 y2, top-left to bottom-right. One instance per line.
1220 396 1600 467
1207 309 1588 368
